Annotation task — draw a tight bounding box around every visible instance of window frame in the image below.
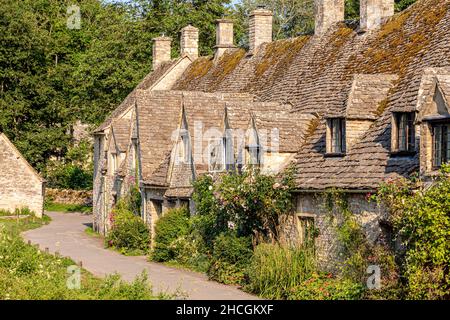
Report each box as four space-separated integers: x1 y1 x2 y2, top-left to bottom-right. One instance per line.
296 214 316 248
208 138 226 173
326 118 346 156
431 122 450 169
391 112 416 156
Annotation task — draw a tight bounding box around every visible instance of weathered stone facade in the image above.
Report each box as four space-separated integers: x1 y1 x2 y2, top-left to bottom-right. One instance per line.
0 133 44 217
281 193 387 271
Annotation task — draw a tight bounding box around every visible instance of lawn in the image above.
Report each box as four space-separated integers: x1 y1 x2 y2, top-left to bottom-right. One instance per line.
44 202 92 214
0 216 172 300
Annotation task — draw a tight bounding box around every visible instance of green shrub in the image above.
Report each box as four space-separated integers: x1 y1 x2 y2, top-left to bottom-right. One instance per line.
106 200 150 255
152 208 190 262
373 164 450 299
208 232 253 285
288 273 364 300
245 243 316 299
192 168 295 248
169 230 210 273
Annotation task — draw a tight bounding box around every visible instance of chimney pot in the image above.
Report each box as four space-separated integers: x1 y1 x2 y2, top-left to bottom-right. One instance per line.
249 8 273 53
181 25 199 59
152 36 172 70
215 19 235 60
360 0 395 31
314 0 345 36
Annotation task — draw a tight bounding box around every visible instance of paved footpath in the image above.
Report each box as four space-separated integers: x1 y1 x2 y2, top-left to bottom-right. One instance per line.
22 212 259 300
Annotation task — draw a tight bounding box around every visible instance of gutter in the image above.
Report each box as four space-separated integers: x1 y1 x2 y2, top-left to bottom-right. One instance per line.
292 188 376 194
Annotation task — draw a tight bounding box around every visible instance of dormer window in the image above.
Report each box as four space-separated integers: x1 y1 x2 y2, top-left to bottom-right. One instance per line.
391 112 415 154
432 123 450 168
110 152 118 174
223 133 234 170
208 138 225 172
326 118 346 155
180 129 190 164
248 143 261 166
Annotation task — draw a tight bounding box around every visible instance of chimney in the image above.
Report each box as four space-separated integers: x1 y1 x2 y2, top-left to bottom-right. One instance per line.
181 25 199 59
152 36 172 70
315 0 345 36
249 7 273 53
215 19 235 60
360 0 395 31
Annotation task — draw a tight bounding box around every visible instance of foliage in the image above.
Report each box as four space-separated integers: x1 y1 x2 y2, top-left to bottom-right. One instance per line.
0 216 170 300
373 165 450 300
245 243 316 299
324 188 402 300
106 198 150 256
167 230 211 273
192 168 295 249
234 0 315 41
152 207 190 262
208 232 253 285
288 272 364 300
45 140 93 190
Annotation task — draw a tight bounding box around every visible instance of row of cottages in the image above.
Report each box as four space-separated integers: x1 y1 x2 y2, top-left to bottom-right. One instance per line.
93 0 450 267
0 133 45 217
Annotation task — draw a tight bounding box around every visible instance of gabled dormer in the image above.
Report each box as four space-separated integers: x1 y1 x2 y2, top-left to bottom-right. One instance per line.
246 114 262 167
417 75 450 174
325 74 398 157
174 103 192 166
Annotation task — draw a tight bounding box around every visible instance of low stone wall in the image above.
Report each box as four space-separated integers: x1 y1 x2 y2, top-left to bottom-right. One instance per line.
46 188 93 205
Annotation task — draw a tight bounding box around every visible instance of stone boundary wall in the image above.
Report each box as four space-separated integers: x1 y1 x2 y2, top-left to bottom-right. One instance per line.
46 188 93 205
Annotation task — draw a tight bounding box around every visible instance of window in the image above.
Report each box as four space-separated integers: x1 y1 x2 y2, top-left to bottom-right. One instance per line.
180 129 190 164
110 152 118 174
327 118 346 154
208 138 225 172
248 144 261 166
297 215 316 248
392 113 415 153
224 134 234 170
432 123 450 168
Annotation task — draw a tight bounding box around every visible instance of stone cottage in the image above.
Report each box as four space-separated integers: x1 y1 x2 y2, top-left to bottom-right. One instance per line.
0 133 45 217
93 0 450 265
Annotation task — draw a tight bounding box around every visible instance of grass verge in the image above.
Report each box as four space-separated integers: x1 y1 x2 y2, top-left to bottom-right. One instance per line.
45 202 92 214
0 216 172 300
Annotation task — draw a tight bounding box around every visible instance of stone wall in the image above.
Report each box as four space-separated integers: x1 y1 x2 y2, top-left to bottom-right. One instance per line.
282 192 387 271
0 134 44 217
46 188 93 205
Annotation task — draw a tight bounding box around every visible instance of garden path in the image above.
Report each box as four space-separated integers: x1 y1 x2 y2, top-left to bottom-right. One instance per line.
22 212 259 300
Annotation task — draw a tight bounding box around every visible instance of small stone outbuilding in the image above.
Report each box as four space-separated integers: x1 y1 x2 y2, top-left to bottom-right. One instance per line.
0 133 45 217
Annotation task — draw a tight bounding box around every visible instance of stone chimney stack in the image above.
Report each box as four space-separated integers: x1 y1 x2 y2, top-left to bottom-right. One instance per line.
215 19 235 60
360 0 394 32
152 36 172 70
181 25 199 59
314 0 345 36
249 7 273 53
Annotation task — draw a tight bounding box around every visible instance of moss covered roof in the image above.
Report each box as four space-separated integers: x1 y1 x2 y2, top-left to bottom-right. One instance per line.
172 0 450 190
